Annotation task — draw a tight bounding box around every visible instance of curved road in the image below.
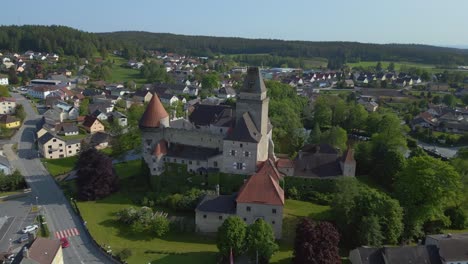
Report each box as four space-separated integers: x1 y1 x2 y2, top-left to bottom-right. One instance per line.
6 93 111 263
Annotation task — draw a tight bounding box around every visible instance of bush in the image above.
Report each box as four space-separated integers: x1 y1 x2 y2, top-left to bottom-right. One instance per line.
0 170 26 192
150 215 170 237
287 187 300 200
116 206 170 237
117 248 132 261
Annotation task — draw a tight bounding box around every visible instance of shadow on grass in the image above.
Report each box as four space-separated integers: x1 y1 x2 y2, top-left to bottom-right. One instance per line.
148 251 218 264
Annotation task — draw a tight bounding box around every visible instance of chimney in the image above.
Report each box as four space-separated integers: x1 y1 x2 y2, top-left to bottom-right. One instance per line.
23 247 29 259
215 184 220 196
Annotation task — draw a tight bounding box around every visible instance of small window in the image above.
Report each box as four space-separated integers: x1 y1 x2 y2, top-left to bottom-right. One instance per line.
189 160 192 165
59 149 63 152
272 221 275 225
182 160 185 164
272 209 277 214
173 158 176 162
59 144 63 147
240 143 243 148
219 215 223 220
68 145 71 148
53 139 56 142
214 161 218 167
245 151 250 157
203 214 207 219
68 151 72 154
246 206 251 212
243 218 247 221
48 145 52 149
230 150 235 156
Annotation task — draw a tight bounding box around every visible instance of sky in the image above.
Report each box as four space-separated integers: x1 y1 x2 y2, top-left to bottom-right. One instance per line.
2 0 468 46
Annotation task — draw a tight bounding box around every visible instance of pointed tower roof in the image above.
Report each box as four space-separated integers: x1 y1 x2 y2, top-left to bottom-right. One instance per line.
241 67 267 94
139 93 169 128
236 159 284 206
153 140 167 157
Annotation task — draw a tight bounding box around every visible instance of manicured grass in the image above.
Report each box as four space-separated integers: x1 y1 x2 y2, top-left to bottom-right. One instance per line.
42 156 78 177
77 195 332 264
0 190 23 197
114 159 142 179
77 193 218 264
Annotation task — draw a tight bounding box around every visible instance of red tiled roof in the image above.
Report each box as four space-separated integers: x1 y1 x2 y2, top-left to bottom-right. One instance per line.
276 158 294 168
139 93 169 128
236 159 284 206
153 140 168 157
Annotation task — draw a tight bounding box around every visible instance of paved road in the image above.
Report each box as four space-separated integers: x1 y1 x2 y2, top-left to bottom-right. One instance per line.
3 93 111 263
417 140 462 159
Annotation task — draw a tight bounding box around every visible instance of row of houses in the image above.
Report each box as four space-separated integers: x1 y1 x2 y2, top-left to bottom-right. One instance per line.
411 104 468 134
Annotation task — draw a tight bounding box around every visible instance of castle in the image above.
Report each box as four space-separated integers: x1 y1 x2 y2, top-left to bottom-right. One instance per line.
140 67 274 176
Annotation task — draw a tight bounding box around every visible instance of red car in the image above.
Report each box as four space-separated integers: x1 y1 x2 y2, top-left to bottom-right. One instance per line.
60 237 70 248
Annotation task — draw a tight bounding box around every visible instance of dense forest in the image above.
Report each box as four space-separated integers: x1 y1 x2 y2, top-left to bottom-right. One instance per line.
99 31 468 65
2 25 468 66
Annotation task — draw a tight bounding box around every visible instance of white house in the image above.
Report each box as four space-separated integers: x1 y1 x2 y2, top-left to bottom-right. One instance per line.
28 86 58 99
0 97 16 115
0 76 8 85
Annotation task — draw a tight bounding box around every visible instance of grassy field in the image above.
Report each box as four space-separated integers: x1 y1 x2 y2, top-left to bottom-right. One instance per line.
42 156 78 177
106 55 147 85
77 195 331 264
346 61 435 71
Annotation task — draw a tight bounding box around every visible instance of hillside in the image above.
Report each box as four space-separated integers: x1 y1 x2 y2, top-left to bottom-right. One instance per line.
1 25 468 66
98 31 468 65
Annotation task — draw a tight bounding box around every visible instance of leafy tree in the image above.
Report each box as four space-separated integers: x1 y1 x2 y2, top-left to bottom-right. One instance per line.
307 123 321 144
395 156 462 238
79 98 90 116
376 61 382 71
8 67 19 85
346 104 368 131
321 126 347 151
371 149 406 189
201 73 219 91
432 95 441 104
216 216 247 259
292 218 340 264
443 94 456 108
388 62 395 71
313 97 332 128
140 61 174 83
332 179 403 247
245 219 278 264
76 148 118 200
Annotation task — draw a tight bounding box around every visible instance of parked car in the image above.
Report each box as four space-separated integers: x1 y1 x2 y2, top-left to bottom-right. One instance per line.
21 225 38 234
16 234 29 243
60 237 69 248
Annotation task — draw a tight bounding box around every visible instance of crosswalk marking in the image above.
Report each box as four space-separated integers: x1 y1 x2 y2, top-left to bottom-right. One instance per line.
55 228 80 239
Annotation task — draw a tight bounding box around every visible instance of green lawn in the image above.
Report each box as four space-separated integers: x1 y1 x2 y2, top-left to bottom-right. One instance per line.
346 61 435 70
106 55 147 85
42 156 78 177
77 195 332 264
0 190 23 197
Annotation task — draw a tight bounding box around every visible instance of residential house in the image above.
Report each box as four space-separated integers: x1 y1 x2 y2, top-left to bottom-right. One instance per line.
17 237 64 264
411 112 438 129
28 86 58 99
55 123 79 136
108 111 127 127
0 115 20 128
0 75 8 85
195 159 284 238
90 132 111 150
288 144 356 178
82 115 105 133
37 132 81 159
344 79 355 88
217 87 236 99
0 154 12 175
132 89 153 103
88 102 114 114
356 76 369 85
160 93 180 105
0 97 16 114
53 101 79 120
91 109 109 121
357 96 379 112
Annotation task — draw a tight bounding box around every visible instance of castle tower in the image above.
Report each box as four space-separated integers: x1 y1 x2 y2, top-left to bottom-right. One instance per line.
139 93 170 129
140 93 170 176
236 67 269 136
